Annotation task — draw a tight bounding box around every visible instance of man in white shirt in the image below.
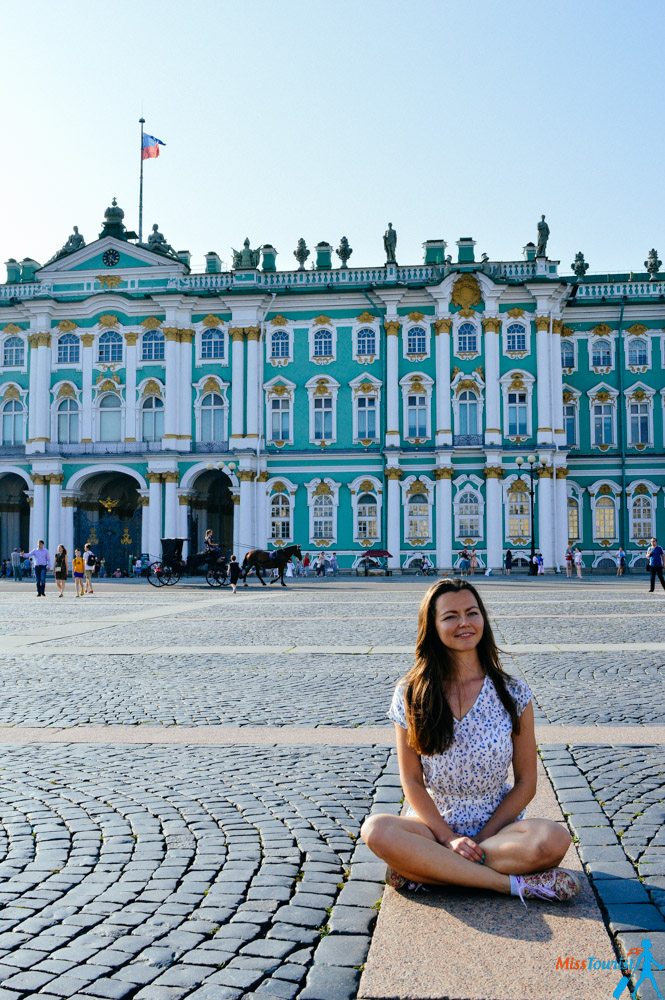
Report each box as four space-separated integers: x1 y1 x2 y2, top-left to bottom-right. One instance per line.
24 541 50 597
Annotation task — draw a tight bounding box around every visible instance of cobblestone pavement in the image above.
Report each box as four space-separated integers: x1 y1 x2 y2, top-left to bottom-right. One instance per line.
0 576 662 998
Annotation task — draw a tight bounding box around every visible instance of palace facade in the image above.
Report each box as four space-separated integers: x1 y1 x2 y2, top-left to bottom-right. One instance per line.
1 199 663 572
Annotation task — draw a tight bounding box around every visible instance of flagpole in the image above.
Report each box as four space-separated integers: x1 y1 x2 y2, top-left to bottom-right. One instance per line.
138 117 145 243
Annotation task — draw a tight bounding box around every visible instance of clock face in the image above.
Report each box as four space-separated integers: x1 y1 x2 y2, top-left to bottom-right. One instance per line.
102 248 120 267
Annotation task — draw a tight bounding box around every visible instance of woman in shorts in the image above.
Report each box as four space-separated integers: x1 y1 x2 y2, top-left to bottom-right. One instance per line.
72 549 85 597
361 579 580 905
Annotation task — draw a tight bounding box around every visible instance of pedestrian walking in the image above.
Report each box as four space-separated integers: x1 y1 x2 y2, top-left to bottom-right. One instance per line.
647 537 665 593
469 550 478 575
10 548 22 582
536 552 545 575
459 549 470 577
329 552 339 576
315 552 326 577
54 545 68 598
616 547 626 577
302 553 311 577
361 578 580 904
72 549 85 597
83 543 96 594
574 548 584 578
229 554 241 594
24 541 50 597
504 549 512 576
564 546 573 579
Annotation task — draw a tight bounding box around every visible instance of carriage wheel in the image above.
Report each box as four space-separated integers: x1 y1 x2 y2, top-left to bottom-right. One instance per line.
165 566 182 586
206 568 224 588
147 561 165 587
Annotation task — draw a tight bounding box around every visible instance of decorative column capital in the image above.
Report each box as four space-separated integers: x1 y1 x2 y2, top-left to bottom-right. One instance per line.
245 326 260 341
434 467 454 480
81 333 95 347
555 467 568 480
552 319 563 335
535 315 550 332
384 320 401 337
482 317 502 333
538 466 554 479
162 471 180 484
138 495 150 506
178 494 192 505
232 493 241 505
238 470 256 482
28 333 52 348
61 495 78 507
434 318 452 335
230 326 245 342
163 327 180 342
484 466 504 479
146 472 163 484
47 473 65 486
256 471 270 482
179 328 195 343
32 474 48 486
124 331 138 346
385 467 403 481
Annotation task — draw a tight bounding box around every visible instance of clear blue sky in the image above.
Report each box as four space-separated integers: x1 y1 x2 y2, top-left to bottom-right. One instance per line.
2 1 663 276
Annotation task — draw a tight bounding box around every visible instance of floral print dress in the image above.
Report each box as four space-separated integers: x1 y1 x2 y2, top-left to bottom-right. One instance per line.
388 675 532 838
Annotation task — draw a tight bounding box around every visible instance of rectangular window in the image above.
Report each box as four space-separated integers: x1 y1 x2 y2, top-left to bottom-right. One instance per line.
507 391 528 436
564 404 577 446
568 500 579 541
508 492 530 539
357 501 378 539
507 331 526 352
357 396 377 440
314 397 333 440
593 403 614 446
407 394 427 438
629 402 649 445
271 398 290 441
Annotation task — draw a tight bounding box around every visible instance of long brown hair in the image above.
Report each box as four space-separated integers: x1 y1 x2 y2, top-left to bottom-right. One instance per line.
403 578 520 755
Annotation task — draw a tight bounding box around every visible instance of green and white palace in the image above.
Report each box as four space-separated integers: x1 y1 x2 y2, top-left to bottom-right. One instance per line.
1 199 663 572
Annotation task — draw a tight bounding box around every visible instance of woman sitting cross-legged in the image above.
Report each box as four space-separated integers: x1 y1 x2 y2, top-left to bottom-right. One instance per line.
362 579 580 904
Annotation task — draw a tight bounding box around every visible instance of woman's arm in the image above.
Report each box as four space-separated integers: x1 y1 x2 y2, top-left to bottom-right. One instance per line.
475 701 538 843
395 725 456 845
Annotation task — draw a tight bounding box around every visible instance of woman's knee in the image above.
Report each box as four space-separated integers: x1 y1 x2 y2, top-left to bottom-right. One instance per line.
360 813 394 854
531 820 571 866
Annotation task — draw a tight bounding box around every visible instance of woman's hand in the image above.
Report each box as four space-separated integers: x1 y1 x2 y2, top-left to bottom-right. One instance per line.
443 836 486 864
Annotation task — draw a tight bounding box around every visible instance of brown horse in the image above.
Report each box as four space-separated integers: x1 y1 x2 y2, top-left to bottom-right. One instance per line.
242 544 302 587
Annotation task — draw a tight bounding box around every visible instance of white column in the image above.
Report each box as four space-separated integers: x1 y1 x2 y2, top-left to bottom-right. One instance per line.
385 322 400 448
177 494 191 560
230 328 245 445
434 468 453 570
61 499 75 557
81 334 94 442
245 327 260 443
434 320 452 447
535 315 553 447
537 470 555 569
483 318 502 446
551 321 566 448
138 493 150 557
256 473 269 548
147 473 163 560
179 330 194 448
27 337 39 445
36 339 53 444
163 472 178 539
386 469 402 570
163 329 180 450
31 475 47 544
484 469 503 571
124 333 138 442
232 493 241 555
238 472 255 558
554 468 569 568
47 474 63 550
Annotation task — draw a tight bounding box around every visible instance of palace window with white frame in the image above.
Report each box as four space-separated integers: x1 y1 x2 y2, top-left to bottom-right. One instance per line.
593 402 614 446
564 402 577 447
356 395 377 441
457 322 477 353
507 391 528 436
1 400 24 445
201 329 225 360
629 401 650 445
407 394 427 438
507 485 529 539
141 397 164 442
270 330 289 360
3 337 24 368
506 323 527 353
455 491 481 539
57 333 80 365
627 338 648 367
270 397 290 442
594 496 616 539
313 329 333 358
567 497 580 542
314 396 333 440
57 398 79 444
98 331 123 363
357 493 378 541
407 493 429 540
631 495 654 540
141 330 165 362
457 391 479 436
357 327 376 357
99 393 122 442
270 493 291 540
591 339 612 368
312 494 334 540
406 326 427 356
200 392 225 443
561 339 575 368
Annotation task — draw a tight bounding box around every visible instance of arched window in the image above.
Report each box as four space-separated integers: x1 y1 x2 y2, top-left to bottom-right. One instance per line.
312 495 334 540
141 396 164 441
357 328 376 356
594 496 616 539
407 493 429 540
627 338 648 367
98 331 123 363
141 330 165 362
202 329 225 360
632 495 653 540
560 339 574 368
3 337 24 368
270 493 291 540
1 400 24 445
357 493 378 541
200 392 225 442
57 398 79 444
567 497 580 542
458 390 479 436
456 491 480 538
407 326 427 355
99 393 121 442
592 339 612 367
506 324 526 353
507 484 529 539
313 329 333 358
457 323 477 353
57 333 80 365
270 330 289 359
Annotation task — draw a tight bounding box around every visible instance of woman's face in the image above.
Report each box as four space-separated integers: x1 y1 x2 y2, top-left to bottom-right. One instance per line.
433 590 484 653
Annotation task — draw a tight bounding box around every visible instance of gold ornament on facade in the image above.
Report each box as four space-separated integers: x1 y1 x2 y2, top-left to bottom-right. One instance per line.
96 378 120 393
2 323 22 335
384 320 401 337
484 466 504 479
507 308 524 319
97 275 123 290
508 374 526 391
56 384 76 400
356 311 376 324
409 377 425 394
142 379 162 397
359 538 373 548
408 537 427 547
256 471 270 483
358 480 375 493
474 366 485 379
482 317 501 333
451 366 462 378
271 481 286 493
28 333 51 348
592 323 612 337
141 317 162 330
313 379 331 396
245 326 260 341
124 332 138 346
456 379 478 395
535 316 550 332
120 527 132 545
202 377 220 394
510 480 528 493
179 328 194 343
358 438 373 447
627 324 648 337
434 318 452 335
3 385 20 401
408 311 426 322
272 537 284 546
61 496 77 507
99 497 120 514
313 315 332 327
562 390 575 404
58 320 77 333
99 314 119 328
552 319 563 335
87 526 99 545
597 484 613 495
406 480 427 496
314 539 331 547
229 327 245 341
433 468 453 480
81 333 95 347
631 388 647 401
633 484 649 495
385 468 403 481
451 274 482 312
270 315 289 327
238 470 255 482
201 314 222 328
313 481 333 496
163 327 180 341
232 494 241 505
163 471 180 484
594 390 611 403
538 466 554 479
146 472 163 484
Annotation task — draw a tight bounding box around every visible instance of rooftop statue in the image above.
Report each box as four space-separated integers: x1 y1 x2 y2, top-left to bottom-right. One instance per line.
536 215 550 257
571 251 589 277
147 223 174 256
232 237 261 270
293 238 310 270
62 226 85 254
383 222 397 264
645 248 662 279
336 236 353 268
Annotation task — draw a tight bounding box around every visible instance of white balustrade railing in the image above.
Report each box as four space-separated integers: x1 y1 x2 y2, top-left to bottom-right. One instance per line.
576 281 665 299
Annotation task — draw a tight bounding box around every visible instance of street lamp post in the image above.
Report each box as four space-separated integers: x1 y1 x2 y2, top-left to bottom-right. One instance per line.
515 454 545 575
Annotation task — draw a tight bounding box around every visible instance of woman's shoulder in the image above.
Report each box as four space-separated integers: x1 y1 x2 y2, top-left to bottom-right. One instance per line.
387 678 408 729
502 675 533 715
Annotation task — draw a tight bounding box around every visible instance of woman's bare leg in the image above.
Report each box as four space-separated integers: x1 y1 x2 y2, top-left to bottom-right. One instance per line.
479 819 571 875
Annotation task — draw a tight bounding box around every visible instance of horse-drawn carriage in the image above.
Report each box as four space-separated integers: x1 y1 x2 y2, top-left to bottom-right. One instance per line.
147 538 229 588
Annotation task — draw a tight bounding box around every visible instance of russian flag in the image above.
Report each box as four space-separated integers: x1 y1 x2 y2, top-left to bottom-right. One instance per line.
142 133 166 160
